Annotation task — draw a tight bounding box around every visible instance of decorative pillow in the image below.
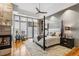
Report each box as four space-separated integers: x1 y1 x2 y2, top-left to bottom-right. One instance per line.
49 32 53 36
51 32 56 36
55 32 60 36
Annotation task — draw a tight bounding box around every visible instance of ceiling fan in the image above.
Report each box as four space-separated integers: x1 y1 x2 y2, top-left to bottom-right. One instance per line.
36 4 47 14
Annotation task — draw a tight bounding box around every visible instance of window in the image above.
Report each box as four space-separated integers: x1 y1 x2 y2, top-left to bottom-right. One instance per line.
12 15 39 39
20 17 27 21
33 19 38 38
28 18 33 38
21 22 27 38
14 15 19 21
14 21 20 39
14 22 19 30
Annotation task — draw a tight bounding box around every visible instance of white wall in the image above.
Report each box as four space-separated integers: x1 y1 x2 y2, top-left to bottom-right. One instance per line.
48 14 61 35
62 9 79 47
48 4 79 47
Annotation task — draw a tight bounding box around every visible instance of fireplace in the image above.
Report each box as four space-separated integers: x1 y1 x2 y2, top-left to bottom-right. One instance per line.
0 35 12 50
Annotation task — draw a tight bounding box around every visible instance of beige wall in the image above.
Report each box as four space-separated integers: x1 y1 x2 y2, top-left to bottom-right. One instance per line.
0 3 13 55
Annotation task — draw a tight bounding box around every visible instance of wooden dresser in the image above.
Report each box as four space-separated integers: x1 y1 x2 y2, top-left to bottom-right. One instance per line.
60 38 74 48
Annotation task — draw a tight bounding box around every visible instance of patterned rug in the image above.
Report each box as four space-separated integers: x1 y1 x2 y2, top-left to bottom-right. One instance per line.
25 40 71 56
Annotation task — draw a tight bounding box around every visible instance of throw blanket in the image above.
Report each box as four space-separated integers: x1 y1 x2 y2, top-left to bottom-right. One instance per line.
37 35 43 41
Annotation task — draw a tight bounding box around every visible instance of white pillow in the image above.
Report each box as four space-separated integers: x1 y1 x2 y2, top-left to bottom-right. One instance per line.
55 32 60 36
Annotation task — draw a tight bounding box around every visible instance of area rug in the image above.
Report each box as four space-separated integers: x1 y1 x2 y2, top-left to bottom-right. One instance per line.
25 40 71 56
26 41 47 56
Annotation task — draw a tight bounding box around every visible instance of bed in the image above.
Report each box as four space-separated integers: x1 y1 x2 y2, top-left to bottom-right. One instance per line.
34 32 60 47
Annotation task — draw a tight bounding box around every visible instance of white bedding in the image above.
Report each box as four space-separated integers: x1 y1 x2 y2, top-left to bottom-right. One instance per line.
34 35 60 47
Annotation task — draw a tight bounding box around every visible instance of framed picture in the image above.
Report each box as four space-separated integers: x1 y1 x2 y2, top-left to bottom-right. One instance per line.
65 26 71 30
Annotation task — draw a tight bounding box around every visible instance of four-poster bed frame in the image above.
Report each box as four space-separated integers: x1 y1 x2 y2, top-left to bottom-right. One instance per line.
33 16 60 50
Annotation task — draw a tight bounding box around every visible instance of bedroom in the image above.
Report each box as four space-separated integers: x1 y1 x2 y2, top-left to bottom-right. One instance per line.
0 3 79 56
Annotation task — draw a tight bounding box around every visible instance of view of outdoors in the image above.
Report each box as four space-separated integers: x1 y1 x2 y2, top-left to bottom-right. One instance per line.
12 15 38 40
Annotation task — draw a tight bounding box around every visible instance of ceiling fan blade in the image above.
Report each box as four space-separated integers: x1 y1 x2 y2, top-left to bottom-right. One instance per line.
36 8 40 12
40 11 47 13
36 12 39 14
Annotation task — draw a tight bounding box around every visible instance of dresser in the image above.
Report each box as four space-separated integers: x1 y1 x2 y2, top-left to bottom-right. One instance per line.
60 38 74 48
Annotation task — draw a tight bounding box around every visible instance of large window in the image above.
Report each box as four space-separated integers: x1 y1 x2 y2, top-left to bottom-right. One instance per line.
14 21 20 40
12 15 39 40
28 18 33 38
33 19 38 38
20 17 28 38
21 22 27 38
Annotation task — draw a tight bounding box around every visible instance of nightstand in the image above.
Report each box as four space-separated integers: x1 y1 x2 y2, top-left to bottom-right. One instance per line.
60 38 74 48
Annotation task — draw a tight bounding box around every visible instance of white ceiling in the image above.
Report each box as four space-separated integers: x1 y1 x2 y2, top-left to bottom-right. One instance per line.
14 3 77 19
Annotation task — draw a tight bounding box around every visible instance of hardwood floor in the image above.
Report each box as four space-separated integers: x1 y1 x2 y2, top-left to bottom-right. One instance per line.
5 39 79 56
65 47 79 56
7 40 31 56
